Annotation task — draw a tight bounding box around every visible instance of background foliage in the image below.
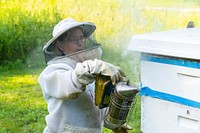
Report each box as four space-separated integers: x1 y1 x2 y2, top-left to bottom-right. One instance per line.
1 0 200 68
1 0 200 133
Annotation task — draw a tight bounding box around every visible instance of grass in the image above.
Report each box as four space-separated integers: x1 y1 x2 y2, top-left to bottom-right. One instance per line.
1 0 200 132
0 68 46 133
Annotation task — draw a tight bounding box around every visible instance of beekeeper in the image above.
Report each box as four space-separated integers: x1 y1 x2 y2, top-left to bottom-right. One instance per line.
38 18 128 133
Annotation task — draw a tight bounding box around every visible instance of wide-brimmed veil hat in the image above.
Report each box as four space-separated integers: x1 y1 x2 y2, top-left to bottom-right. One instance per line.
43 18 96 54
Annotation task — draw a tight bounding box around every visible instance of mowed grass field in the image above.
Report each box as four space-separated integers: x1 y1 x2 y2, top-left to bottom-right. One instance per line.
1 0 200 132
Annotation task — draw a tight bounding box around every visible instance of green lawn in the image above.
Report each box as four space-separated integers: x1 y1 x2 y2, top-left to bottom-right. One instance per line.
0 68 46 133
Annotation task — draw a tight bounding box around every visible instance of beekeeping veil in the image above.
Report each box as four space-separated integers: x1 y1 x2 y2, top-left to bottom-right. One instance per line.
43 18 102 64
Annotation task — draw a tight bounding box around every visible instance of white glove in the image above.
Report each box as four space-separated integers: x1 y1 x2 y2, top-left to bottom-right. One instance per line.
72 59 125 87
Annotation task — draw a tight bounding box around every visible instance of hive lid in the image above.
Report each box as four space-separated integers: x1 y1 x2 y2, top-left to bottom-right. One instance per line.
128 28 200 60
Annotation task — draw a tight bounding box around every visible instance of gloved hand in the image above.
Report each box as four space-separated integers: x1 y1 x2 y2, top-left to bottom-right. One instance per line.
113 123 132 133
91 59 126 85
73 59 126 87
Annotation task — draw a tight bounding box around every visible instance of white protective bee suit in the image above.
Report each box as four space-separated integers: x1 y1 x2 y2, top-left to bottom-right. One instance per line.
38 18 125 133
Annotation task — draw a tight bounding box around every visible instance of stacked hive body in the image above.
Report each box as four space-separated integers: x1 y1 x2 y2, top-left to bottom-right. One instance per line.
128 28 200 133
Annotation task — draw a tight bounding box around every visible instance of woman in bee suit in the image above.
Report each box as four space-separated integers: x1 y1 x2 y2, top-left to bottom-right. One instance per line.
38 18 130 133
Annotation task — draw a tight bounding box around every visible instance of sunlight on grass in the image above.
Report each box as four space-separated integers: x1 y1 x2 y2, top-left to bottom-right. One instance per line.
0 72 47 133
0 73 45 105
3 75 37 86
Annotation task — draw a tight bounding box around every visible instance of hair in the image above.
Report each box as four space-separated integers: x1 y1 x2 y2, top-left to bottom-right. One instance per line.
57 32 68 42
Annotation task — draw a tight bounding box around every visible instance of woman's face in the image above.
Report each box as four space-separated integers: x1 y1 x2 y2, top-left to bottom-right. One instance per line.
58 27 84 55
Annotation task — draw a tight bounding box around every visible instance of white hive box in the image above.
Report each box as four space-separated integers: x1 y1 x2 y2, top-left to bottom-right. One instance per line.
128 28 200 133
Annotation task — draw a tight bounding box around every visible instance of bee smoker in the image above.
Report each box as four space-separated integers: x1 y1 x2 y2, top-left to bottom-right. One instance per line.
95 75 139 130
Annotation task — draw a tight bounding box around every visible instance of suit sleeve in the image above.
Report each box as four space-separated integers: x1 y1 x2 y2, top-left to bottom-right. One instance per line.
38 63 84 99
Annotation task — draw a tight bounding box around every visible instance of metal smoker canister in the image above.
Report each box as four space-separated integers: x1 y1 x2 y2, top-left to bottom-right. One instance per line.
105 81 139 128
